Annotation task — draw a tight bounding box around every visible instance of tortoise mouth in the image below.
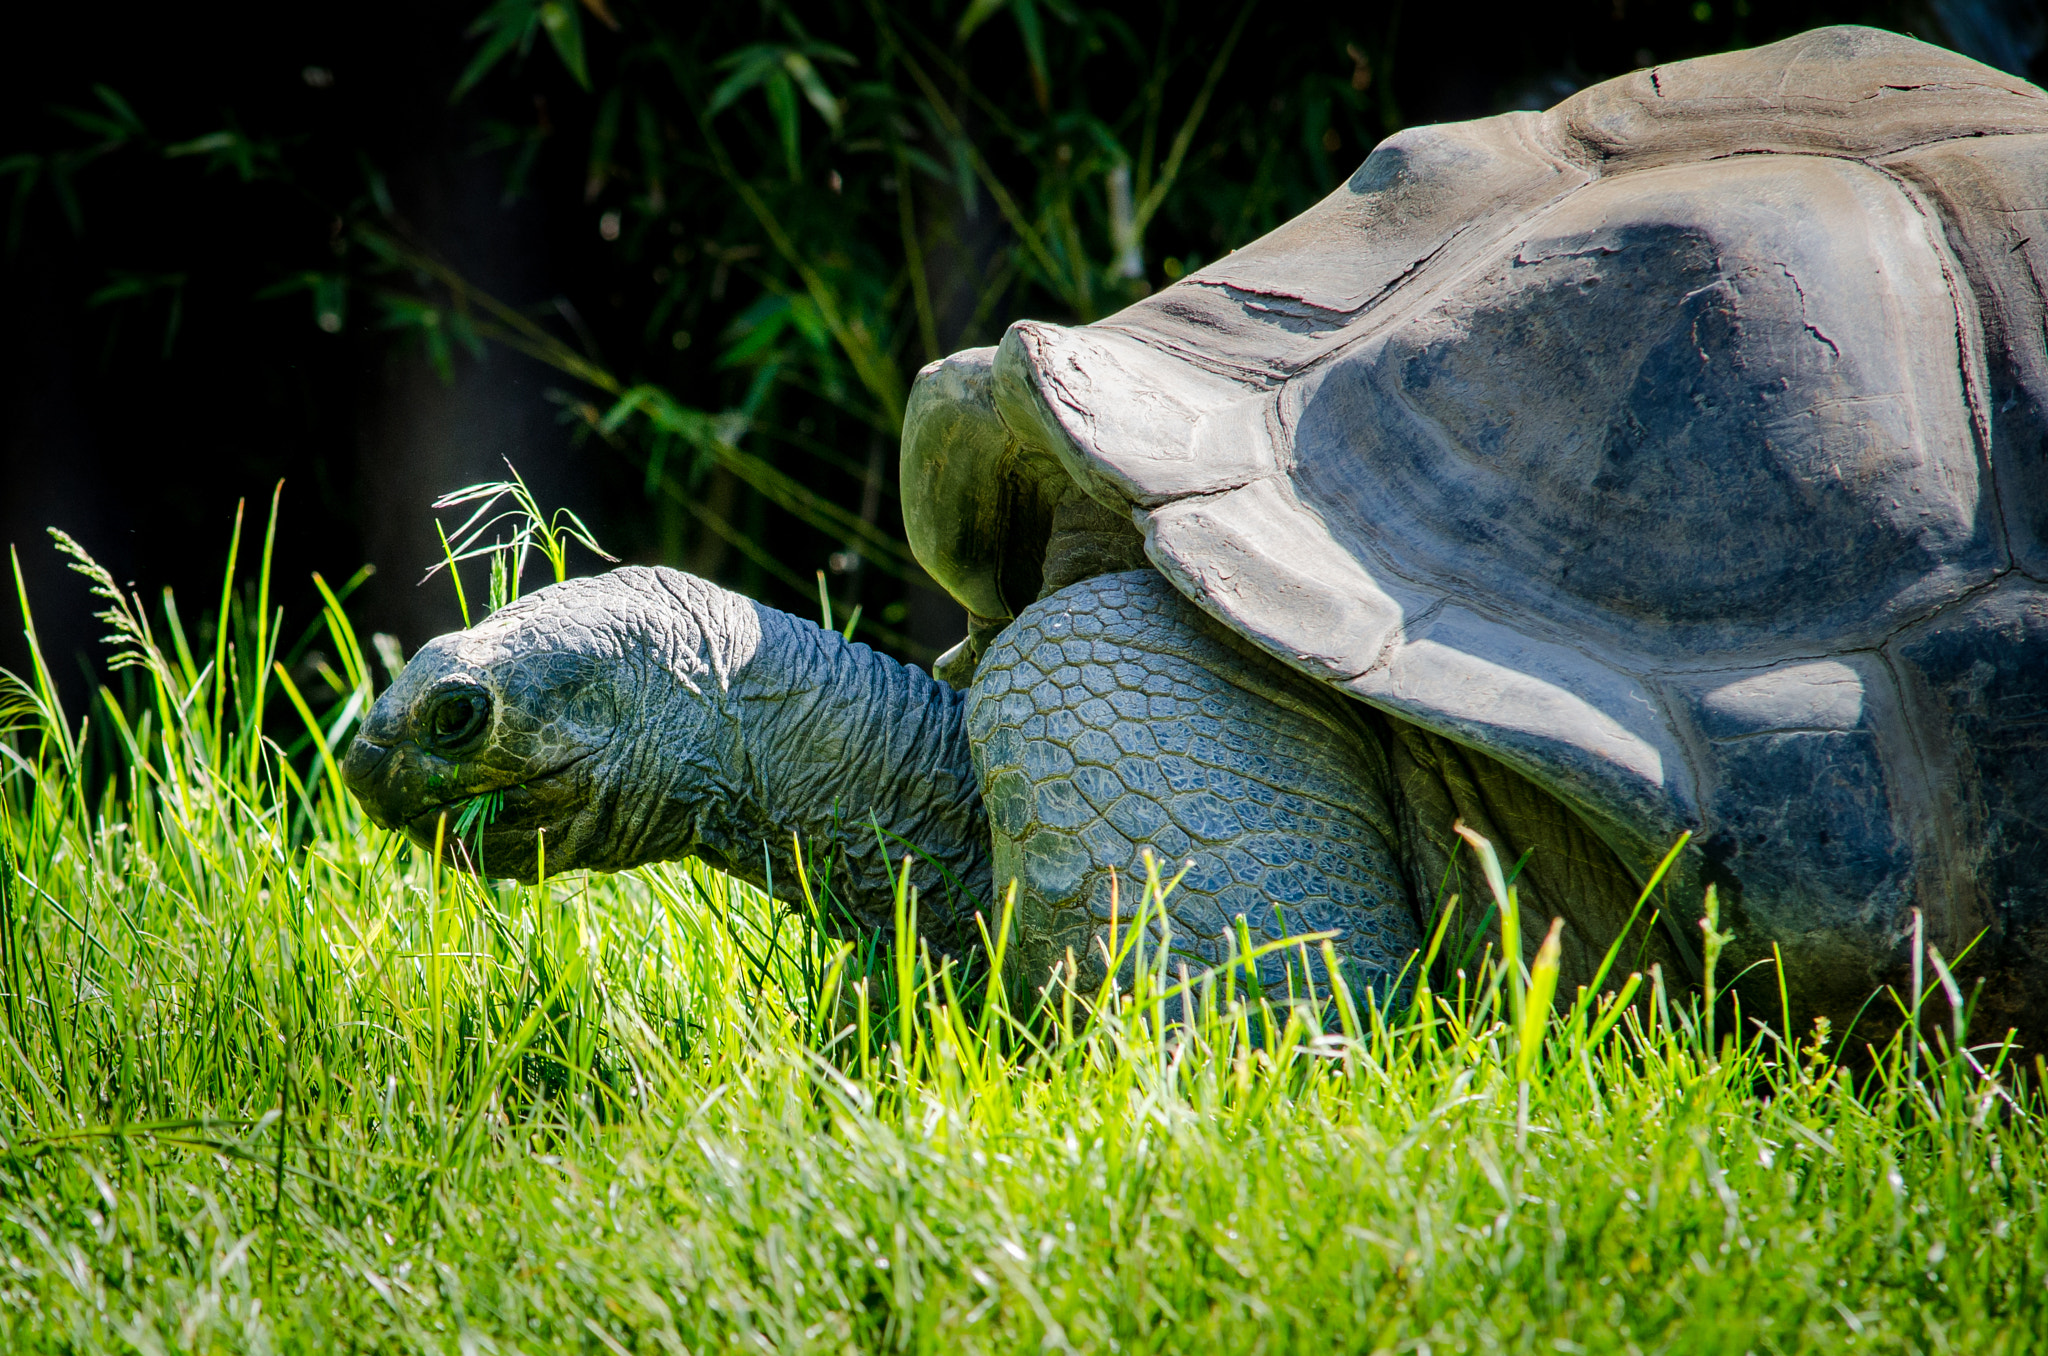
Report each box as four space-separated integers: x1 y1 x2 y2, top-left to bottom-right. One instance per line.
399 749 601 847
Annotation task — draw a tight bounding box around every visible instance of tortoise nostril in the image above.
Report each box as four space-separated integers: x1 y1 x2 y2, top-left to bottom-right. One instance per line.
341 735 389 781
340 736 401 827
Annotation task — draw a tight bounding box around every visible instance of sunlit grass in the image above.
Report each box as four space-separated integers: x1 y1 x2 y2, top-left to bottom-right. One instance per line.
1 510 2044 1354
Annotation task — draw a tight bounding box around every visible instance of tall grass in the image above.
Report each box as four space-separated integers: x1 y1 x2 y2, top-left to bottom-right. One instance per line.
1 510 2045 1354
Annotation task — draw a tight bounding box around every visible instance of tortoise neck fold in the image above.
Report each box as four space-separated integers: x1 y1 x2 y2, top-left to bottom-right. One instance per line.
700 604 992 949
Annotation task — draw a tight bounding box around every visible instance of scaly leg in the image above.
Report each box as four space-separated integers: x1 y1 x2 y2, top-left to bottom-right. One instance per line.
968 569 1421 1006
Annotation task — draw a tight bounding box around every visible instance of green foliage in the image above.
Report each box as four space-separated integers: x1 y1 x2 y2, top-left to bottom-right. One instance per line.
457 0 607 99
7 2 1397 650
1 527 2046 1352
429 462 618 619
707 42 858 181
414 0 1319 632
84 269 187 358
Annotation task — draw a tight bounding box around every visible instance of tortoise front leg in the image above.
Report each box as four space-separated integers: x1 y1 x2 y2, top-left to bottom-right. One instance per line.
966 569 1422 1008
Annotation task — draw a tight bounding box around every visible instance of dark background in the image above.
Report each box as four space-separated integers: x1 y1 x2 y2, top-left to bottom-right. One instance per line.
3 0 2041 709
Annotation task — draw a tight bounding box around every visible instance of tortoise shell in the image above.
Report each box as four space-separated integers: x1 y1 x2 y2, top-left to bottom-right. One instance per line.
902 26 2048 1012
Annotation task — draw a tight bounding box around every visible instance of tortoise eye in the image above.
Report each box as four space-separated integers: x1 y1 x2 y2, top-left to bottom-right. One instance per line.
424 686 490 750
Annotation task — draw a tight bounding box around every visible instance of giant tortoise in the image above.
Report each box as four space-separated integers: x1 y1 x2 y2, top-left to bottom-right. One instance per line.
342 27 2048 1040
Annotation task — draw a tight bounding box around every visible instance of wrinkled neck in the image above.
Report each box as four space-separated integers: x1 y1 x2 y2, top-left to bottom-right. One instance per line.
690 604 992 950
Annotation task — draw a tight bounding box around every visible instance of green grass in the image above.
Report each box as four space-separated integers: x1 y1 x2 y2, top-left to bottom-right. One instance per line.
2 518 2047 1355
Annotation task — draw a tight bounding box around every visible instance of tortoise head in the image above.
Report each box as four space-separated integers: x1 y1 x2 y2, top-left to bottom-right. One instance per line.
341 568 749 881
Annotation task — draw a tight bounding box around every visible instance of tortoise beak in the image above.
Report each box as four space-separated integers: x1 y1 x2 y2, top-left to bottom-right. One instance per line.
341 734 407 830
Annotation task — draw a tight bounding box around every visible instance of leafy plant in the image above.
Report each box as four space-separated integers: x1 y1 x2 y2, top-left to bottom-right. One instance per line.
7 3 1403 660
427 461 617 624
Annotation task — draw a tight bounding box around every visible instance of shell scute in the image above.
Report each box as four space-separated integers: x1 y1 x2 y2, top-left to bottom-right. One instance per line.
917 28 2048 1001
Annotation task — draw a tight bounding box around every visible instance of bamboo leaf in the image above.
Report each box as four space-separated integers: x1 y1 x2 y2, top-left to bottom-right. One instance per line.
954 0 1008 43
782 52 842 133
765 68 802 180
707 47 785 114
454 0 540 102
91 85 146 136
1009 0 1049 110
538 0 591 90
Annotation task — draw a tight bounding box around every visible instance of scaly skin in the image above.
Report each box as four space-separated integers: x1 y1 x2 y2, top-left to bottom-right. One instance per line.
967 570 1420 1000
342 564 1653 1003
341 567 991 948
